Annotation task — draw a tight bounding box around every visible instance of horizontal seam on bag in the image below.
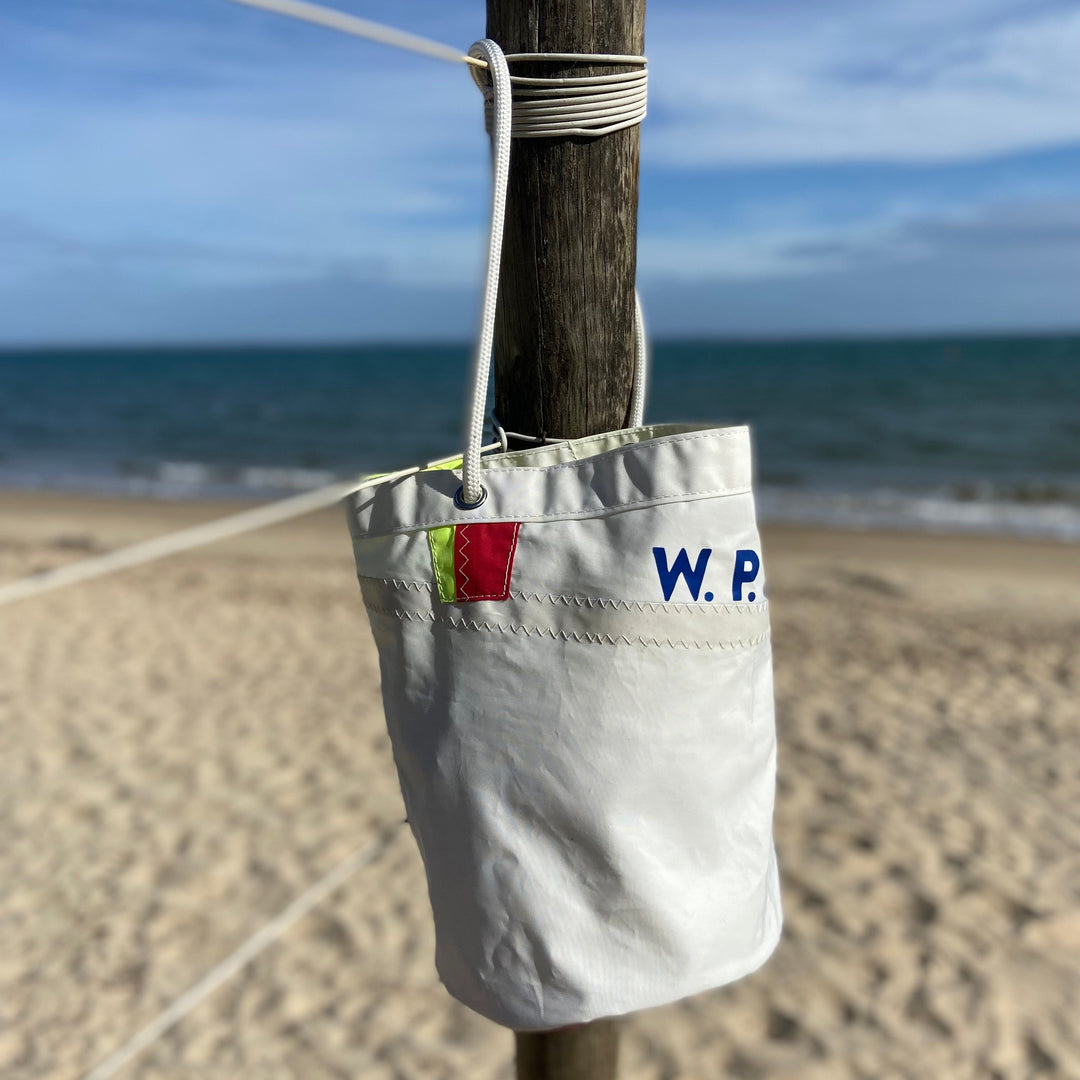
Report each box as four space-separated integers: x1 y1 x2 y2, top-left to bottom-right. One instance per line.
479 423 738 467
370 485 753 535
507 591 768 615
356 577 768 615
481 429 744 475
362 601 771 650
357 576 434 592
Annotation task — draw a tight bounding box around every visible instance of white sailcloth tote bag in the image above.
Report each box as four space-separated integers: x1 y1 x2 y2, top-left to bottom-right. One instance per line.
347 40 781 1030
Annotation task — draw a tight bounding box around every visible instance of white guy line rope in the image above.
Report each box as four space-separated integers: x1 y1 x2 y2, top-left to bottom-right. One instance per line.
0 444 500 608
221 0 480 66
80 833 397 1080
220 0 650 76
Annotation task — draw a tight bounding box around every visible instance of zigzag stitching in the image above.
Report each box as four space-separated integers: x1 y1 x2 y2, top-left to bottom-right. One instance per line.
355 579 766 614
358 576 432 592
508 591 766 615
362 601 770 650
456 527 472 598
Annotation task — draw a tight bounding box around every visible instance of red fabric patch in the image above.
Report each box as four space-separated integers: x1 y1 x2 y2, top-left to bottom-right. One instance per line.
453 522 520 602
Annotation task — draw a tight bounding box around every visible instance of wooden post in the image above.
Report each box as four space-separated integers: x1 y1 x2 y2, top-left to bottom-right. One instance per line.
487 0 646 444
485 0 646 1076
516 1021 621 1080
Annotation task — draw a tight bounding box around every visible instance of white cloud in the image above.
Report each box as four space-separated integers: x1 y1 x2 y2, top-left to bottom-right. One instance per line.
640 196 1080 282
645 1 1080 164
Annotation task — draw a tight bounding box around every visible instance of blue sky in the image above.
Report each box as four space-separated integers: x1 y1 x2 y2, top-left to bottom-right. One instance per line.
1 0 1078 343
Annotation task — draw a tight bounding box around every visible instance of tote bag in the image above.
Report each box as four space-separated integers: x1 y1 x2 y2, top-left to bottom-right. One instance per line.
346 39 781 1031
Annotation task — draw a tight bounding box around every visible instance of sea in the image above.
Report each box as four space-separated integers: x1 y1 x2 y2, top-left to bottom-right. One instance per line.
1 334 1078 541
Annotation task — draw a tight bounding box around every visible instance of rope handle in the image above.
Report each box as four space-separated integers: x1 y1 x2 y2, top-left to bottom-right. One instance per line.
458 40 513 508
459 39 649 509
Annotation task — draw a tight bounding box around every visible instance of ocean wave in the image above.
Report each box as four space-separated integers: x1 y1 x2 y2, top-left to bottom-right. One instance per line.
0 458 352 501
757 487 1080 542
153 461 342 494
0 455 1078 542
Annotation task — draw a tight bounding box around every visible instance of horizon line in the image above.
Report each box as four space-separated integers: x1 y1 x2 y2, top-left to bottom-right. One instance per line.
2 325 1079 354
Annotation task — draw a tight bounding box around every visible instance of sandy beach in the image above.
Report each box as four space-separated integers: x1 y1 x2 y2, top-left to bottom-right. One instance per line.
1 490 1077 1079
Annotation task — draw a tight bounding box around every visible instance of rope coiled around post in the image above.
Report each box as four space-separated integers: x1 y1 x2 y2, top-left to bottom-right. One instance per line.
472 53 647 138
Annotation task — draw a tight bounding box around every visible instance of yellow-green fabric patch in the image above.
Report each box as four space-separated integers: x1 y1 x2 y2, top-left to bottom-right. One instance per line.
428 525 457 603
425 459 462 602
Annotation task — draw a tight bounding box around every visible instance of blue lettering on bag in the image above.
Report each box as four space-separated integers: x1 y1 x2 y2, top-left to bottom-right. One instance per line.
732 549 761 602
652 547 712 602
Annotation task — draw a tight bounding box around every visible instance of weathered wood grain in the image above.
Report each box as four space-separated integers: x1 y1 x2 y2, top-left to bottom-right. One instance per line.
515 1020 621 1080
487 0 646 444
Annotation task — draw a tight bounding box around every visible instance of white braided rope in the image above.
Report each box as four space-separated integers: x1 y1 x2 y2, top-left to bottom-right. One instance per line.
458 39 514 509
459 40 649 506
631 289 649 427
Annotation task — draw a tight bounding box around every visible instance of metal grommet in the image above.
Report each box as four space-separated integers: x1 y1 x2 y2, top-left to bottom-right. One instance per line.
454 484 488 510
